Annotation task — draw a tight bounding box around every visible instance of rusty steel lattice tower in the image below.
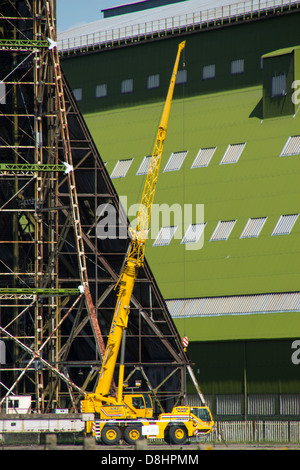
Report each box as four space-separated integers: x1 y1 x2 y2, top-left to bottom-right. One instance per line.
0 0 100 412
0 0 193 414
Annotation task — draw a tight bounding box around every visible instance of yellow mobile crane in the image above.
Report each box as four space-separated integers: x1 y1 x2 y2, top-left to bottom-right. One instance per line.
81 41 214 445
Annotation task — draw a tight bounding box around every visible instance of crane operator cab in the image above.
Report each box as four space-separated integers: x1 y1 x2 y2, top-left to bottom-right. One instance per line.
123 393 153 418
190 406 214 433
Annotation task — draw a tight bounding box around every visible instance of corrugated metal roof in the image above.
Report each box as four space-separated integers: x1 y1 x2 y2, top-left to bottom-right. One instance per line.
102 0 188 18
58 0 300 52
166 292 300 317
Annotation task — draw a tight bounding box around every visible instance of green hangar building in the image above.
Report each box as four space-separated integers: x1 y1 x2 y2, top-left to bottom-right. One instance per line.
58 0 300 419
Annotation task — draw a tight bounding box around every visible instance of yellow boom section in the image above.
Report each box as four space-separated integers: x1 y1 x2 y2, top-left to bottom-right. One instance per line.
83 41 186 406
128 40 186 267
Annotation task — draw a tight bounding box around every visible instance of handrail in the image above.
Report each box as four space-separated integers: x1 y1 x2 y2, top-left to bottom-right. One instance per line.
58 0 299 56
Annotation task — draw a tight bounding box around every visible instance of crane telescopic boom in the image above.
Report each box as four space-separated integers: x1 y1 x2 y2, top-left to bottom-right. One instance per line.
128 39 186 267
81 41 186 413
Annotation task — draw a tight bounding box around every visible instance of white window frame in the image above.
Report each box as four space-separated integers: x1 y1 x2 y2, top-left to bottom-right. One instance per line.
210 220 236 241
202 64 215 80
175 69 187 85
136 156 151 176
153 226 177 246
110 159 133 178
280 136 300 156
147 74 160 89
121 78 133 94
271 214 299 236
163 151 188 172
230 59 245 75
240 217 267 239
271 73 287 98
181 223 206 245
95 84 107 98
72 88 82 101
220 143 245 165
191 147 216 168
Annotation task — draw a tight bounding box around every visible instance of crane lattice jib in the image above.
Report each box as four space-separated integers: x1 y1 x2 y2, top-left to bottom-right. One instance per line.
128 40 186 267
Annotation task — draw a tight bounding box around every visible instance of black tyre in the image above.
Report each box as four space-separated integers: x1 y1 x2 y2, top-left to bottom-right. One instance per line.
101 425 121 445
168 425 188 445
164 427 171 444
124 425 143 445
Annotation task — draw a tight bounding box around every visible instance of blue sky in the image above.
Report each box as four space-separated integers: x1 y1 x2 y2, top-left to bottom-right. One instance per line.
56 0 124 31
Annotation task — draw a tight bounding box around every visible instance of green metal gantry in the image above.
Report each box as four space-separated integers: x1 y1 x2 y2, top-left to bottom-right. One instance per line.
0 163 72 176
0 38 56 51
0 287 83 299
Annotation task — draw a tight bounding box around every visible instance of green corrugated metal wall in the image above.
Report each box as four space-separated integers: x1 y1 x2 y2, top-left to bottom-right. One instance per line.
61 12 300 113
187 339 300 395
60 11 300 398
84 85 300 302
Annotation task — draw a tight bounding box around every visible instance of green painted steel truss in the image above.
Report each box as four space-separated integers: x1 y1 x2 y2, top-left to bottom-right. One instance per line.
0 163 71 176
0 38 55 51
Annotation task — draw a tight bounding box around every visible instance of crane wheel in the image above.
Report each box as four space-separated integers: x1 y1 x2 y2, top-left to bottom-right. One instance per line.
101 425 122 445
168 425 188 445
124 425 143 445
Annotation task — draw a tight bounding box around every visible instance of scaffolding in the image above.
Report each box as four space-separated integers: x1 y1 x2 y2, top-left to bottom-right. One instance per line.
0 0 191 414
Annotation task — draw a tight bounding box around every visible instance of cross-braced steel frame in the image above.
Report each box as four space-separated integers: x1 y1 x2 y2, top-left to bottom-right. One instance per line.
0 0 196 415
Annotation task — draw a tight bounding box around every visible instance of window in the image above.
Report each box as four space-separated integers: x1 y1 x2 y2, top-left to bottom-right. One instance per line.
153 226 177 246
220 143 245 164
175 69 187 84
110 159 133 178
210 220 236 241
136 156 151 175
280 395 300 415
121 78 133 94
191 147 216 168
0 81 6 104
191 407 211 422
147 74 160 89
240 217 267 239
95 84 107 98
216 395 242 416
271 73 287 97
132 396 145 409
230 59 244 75
202 64 215 80
181 223 206 244
272 214 299 236
248 395 275 416
163 151 188 172
8 399 19 409
280 136 300 156
72 88 82 101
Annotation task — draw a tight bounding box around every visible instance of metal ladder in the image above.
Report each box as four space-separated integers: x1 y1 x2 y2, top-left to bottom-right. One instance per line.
45 0 105 357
